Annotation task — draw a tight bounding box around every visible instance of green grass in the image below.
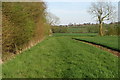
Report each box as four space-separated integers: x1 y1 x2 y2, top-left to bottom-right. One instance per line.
3 36 118 78
67 25 99 33
53 33 97 37
67 27 88 33
74 36 119 51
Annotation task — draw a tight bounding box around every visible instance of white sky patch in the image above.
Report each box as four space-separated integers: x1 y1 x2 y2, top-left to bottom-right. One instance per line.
46 2 118 25
1 0 120 2
45 0 119 2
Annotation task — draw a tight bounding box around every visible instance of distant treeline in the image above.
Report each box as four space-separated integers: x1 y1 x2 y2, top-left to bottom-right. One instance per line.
52 22 120 36
2 2 50 61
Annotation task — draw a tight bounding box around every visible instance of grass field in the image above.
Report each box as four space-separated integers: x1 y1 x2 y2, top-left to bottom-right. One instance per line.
3 34 119 78
74 36 119 51
67 27 88 33
66 25 99 33
53 33 98 37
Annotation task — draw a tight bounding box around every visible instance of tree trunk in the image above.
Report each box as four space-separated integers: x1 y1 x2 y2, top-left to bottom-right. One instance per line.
99 22 103 36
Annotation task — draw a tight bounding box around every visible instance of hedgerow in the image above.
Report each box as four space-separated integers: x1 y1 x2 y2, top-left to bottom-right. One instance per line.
2 2 50 61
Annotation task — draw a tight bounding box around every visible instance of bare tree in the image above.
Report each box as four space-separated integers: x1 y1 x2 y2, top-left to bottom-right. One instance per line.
46 12 60 26
46 12 60 36
88 2 116 36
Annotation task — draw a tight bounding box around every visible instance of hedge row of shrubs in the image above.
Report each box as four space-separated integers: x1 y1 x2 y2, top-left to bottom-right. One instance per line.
104 23 120 36
2 2 50 61
51 26 67 33
51 23 120 36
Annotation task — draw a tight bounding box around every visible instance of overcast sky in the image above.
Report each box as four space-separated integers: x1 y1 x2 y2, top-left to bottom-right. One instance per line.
45 0 118 25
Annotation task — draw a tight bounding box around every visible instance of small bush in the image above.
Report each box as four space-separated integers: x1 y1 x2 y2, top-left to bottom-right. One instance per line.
51 26 68 33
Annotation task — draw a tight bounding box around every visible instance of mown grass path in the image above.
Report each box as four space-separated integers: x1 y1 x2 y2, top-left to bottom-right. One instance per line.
3 36 118 78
